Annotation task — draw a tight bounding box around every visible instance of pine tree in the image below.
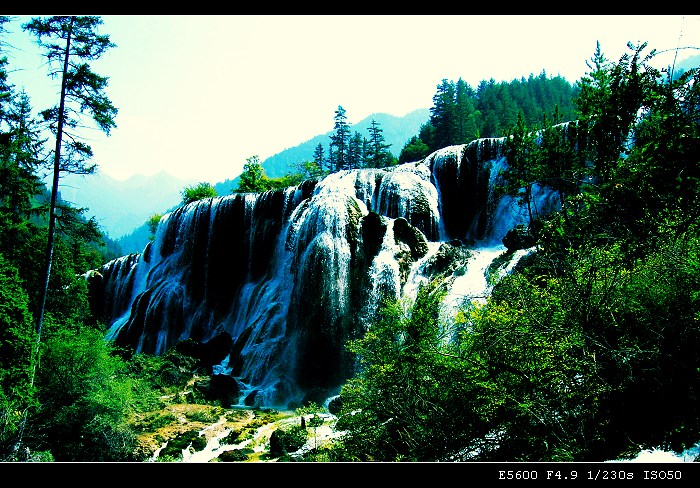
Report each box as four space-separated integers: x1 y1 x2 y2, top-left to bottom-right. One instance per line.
454 78 480 144
329 105 350 172
0 21 40 458
574 41 618 181
361 137 372 169
536 105 581 212
0 16 12 122
313 143 326 174
476 79 502 137
502 110 539 225
0 90 46 264
347 131 364 170
430 79 457 151
23 14 117 380
367 118 392 168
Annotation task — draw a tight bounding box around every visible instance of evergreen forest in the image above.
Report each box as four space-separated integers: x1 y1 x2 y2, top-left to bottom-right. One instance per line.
1 15 699 462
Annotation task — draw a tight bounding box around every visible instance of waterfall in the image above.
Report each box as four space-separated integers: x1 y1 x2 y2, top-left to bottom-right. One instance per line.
91 138 558 408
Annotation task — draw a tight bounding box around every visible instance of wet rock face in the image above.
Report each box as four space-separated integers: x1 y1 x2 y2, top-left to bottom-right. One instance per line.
176 332 234 373
201 374 240 408
422 241 473 278
85 270 104 321
361 211 387 259
393 217 429 260
95 253 140 323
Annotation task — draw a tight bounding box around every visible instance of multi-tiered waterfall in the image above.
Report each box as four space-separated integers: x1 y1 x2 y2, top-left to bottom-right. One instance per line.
87 138 559 409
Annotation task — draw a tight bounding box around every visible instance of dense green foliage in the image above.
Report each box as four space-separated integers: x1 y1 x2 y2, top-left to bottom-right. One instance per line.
269 424 308 458
234 155 269 193
32 322 164 461
0 15 168 462
0 254 37 456
335 281 489 461
233 154 327 194
397 71 578 164
332 42 700 462
147 212 162 241
397 135 430 164
181 181 218 205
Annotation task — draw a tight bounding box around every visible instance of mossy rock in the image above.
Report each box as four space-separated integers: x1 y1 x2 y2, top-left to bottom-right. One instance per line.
159 430 206 458
217 449 250 462
191 435 207 451
220 428 242 444
327 396 343 415
269 425 308 457
393 217 428 260
134 411 178 431
184 407 219 423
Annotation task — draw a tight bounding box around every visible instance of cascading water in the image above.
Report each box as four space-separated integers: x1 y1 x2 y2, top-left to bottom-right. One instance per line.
89 138 558 409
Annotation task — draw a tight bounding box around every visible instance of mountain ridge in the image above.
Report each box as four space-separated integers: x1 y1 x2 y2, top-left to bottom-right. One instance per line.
212 108 429 196
59 170 189 240
263 108 429 178
58 108 428 251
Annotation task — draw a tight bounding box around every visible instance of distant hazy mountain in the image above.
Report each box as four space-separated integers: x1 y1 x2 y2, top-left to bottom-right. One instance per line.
60 170 188 240
263 108 430 178
676 53 700 75
78 108 429 254
213 108 430 196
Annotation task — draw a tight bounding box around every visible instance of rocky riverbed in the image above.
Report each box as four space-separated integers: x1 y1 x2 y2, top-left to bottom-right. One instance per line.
135 401 341 463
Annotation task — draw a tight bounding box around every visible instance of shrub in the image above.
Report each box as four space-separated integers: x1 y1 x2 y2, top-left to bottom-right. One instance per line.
269 425 308 457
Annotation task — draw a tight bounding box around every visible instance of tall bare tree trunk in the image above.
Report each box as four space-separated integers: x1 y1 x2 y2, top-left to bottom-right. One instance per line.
34 16 72 368
16 17 73 457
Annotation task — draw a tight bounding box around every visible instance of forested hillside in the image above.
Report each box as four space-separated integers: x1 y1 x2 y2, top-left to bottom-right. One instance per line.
260 108 431 179
328 42 700 462
1 13 699 464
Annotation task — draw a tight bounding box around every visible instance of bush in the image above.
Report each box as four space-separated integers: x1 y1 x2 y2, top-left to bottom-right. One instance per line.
33 323 160 461
269 425 308 457
217 448 250 462
181 182 217 205
184 408 219 423
159 430 206 459
0 254 37 460
134 411 178 432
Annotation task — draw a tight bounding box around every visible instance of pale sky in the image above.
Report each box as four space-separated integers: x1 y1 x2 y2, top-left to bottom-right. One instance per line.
4 15 700 184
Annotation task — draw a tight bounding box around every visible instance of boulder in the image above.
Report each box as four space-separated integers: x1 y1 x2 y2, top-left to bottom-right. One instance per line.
204 374 240 408
176 332 233 373
502 224 535 252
